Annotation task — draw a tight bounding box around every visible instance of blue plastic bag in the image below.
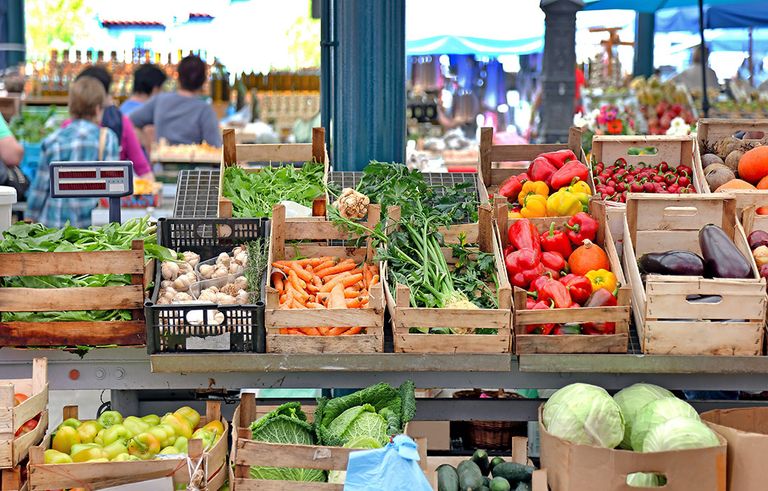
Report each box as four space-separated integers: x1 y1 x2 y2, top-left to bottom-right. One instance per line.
343 435 432 491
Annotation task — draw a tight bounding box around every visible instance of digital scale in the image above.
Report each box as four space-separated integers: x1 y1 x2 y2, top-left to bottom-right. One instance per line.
50 161 134 223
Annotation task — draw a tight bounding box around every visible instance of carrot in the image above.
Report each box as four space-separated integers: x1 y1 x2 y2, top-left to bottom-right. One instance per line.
328 283 347 309
288 269 306 291
341 326 363 335
328 327 350 336
370 274 380 286
289 262 314 283
286 328 302 335
317 327 331 336
318 272 351 293
341 274 364 288
279 328 289 334
272 261 290 269
317 261 356 278
286 283 309 301
307 301 325 309
314 259 337 273
344 287 362 299
363 264 373 288
346 297 363 308
299 327 322 336
291 298 307 309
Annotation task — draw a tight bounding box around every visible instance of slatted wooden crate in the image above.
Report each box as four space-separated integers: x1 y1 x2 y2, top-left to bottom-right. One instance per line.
498 202 631 354
0 241 148 347
623 194 767 355
383 204 513 353
265 203 385 353
218 127 329 218
229 393 426 491
591 134 707 206
697 118 768 208
0 359 47 470
28 402 228 491
1 464 27 491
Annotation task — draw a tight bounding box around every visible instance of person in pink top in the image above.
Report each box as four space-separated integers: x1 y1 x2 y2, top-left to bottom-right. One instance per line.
63 66 154 179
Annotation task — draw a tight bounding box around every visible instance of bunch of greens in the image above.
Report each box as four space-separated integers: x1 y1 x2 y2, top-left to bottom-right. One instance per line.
222 163 325 218
0 217 177 323
10 106 57 143
245 239 269 303
249 402 325 483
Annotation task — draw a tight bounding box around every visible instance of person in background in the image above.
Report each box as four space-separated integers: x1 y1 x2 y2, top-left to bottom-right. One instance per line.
120 64 167 115
26 77 119 228
130 55 222 147
0 114 23 167
670 45 718 90
64 66 154 180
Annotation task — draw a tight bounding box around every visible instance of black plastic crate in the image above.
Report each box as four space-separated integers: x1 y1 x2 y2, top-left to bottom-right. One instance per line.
145 217 270 354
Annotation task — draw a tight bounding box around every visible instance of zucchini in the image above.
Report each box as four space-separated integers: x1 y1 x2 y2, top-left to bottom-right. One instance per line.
490 476 512 491
437 464 460 491
458 460 484 491
472 449 491 476
514 481 531 491
491 462 534 484
489 456 506 472
483 477 491 487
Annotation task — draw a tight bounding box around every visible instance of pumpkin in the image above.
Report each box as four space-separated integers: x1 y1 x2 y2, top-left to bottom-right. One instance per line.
715 179 756 192
738 146 768 184
757 207 768 215
758 175 768 190
568 240 610 276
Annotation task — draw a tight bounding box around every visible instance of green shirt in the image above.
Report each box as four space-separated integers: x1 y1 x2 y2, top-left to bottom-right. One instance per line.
0 116 13 139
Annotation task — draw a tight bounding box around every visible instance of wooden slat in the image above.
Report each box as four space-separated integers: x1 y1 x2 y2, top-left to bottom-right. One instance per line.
223 128 237 165
0 249 143 277
311 127 326 164
236 440 354 470
515 334 628 354
267 309 384 328
234 143 314 163
395 308 509 330
643 321 764 356
266 333 383 354
234 479 342 491
393 333 511 353
515 305 631 324
0 321 145 346
0 285 143 312
28 459 189 490
491 143 565 162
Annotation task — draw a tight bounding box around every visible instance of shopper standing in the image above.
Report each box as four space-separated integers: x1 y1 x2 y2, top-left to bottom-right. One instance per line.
130 55 222 147
27 77 119 228
120 64 167 115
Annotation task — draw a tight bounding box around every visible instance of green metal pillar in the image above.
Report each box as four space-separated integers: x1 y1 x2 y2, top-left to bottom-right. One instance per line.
633 13 654 78
5 0 24 68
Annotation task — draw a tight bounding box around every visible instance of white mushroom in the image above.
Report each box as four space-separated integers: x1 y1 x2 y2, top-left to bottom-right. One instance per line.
161 261 180 280
233 276 248 291
234 251 248 266
235 290 249 304
182 251 200 267
160 280 172 289
172 273 195 292
199 264 215 279
172 292 194 302
228 262 240 274
216 252 231 266
212 267 229 279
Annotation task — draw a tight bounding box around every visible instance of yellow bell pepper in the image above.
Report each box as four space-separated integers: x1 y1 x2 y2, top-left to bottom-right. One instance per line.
546 189 583 217
520 194 548 218
508 210 523 219
518 180 549 206
585 269 617 293
567 179 592 196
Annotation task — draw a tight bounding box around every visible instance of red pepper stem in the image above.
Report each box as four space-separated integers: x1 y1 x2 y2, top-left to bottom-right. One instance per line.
564 222 580 232
548 222 556 237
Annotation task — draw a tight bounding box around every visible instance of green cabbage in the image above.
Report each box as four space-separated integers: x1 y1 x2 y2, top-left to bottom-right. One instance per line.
642 417 720 453
630 398 699 451
249 402 325 483
543 383 625 448
327 404 389 447
327 435 383 484
614 383 675 449
627 472 665 488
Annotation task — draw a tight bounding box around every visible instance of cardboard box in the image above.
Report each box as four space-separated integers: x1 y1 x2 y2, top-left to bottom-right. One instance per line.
407 421 451 451
702 408 768 491
539 407 727 491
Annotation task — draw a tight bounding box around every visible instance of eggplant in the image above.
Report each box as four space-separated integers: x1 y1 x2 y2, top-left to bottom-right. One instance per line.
699 224 752 279
748 230 768 250
638 251 705 276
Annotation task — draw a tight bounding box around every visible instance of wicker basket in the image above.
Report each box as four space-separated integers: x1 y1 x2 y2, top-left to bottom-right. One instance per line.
453 389 526 450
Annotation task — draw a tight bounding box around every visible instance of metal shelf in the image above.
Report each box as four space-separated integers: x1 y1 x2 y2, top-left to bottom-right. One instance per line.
173 169 220 218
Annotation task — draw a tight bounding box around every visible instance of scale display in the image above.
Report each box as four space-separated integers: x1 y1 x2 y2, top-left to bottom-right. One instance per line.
50 161 134 198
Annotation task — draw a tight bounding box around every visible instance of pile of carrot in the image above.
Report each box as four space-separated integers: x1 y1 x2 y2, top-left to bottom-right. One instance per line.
271 256 380 336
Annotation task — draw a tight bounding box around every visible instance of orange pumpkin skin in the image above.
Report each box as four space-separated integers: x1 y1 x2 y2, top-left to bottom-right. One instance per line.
568 240 610 276
715 179 756 192
757 175 768 190
738 146 768 184
757 206 768 215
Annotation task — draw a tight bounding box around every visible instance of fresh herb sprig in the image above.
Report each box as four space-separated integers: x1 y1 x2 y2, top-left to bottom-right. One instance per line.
245 238 269 303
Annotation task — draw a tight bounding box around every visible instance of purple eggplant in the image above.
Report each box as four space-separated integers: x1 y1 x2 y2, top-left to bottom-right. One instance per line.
699 224 752 279
748 230 768 250
638 251 705 276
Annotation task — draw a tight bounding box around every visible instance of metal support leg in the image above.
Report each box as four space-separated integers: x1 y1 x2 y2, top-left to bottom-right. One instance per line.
110 390 140 416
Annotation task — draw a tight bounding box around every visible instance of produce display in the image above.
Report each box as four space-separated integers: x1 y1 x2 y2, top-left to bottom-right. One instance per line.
748 229 768 279
270 256 380 335
247 381 414 483
495 150 592 219
543 382 720 487
574 103 637 154
9 106 58 144
700 134 768 198
151 139 222 162
43 406 222 464
12 391 42 438
222 163 325 218
631 76 696 135
436 450 537 491
591 158 696 202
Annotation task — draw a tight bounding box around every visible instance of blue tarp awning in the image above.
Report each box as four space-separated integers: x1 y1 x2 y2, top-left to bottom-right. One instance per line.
656 3 768 32
584 0 746 13
406 35 543 57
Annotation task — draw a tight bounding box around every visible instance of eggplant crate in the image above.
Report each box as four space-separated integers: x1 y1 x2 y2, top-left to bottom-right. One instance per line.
28 402 228 491
623 194 766 356
265 203 385 353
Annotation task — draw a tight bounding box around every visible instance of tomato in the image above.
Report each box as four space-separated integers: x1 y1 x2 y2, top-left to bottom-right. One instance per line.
15 418 38 437
13 393 28 406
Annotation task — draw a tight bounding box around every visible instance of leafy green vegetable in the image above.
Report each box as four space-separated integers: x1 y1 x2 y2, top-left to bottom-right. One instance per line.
245 239 269 303
327 404 389 447
10 107 57 143
543 383 625 448
249 402 325 483
328 436 382 484
222 163 325 218
613 383 675 449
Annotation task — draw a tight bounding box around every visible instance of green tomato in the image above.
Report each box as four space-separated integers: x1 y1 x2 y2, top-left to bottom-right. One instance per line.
97 410 124 429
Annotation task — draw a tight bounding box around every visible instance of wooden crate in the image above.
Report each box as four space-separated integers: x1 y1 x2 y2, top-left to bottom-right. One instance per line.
218 127 329 218
384 204 513 353
229 393 426 491
28 401 228 491
1 464 27 491
426 437 547 491
498 202 631 354
265 203 385 353
623 194 767 356
697 118 768 208
0 241 147 347
0 359 47 469
591 134 707 206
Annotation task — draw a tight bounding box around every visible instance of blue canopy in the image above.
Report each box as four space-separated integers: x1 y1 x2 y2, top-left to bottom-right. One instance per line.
406 35 543 56
584 0 748 13
656 3 768 32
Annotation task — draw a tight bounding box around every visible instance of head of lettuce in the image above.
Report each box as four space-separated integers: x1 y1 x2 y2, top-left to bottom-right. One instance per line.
543 383 625 448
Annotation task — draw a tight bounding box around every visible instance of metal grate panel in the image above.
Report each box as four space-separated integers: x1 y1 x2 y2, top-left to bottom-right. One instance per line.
173 170 220 218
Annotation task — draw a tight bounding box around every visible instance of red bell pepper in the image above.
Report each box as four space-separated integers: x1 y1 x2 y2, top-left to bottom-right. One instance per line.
550 161 590 190
538 278 573 309
528 275 550 297
505 248 543 289
553 324 582 335
565 212 599 246
529 157 557 186
540 222 572 258
582 289 618 334
559 274 592 306
498 173 529 202
507 218 541 252
525 296 537 309
525 300 556 334
539 149 577 169
541 251 567 277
